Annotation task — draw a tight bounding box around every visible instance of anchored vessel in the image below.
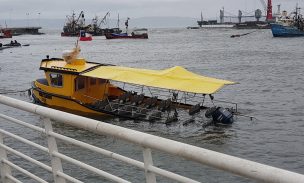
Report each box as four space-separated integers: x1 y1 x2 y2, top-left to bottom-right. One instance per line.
105 28 148 39
61 11 121 37
270 6 304 37
31 46 236 125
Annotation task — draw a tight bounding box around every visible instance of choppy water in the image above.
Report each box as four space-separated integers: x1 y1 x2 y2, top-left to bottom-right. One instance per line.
0 28 304 182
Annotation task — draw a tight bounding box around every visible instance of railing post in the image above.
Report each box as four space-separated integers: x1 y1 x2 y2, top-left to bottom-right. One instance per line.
0 133 13 183
143 148 156 183
43 118 66 183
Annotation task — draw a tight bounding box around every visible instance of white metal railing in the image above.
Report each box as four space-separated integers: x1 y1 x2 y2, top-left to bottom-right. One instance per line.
0 94 304 183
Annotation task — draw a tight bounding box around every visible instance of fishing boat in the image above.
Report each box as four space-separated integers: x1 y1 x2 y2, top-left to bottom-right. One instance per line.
270 7 304 37
31 45 237 125
0 29 12 38
61 11 122 37
105 28 148 39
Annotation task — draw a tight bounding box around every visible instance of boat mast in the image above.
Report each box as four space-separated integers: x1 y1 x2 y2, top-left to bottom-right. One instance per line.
117 13 120 29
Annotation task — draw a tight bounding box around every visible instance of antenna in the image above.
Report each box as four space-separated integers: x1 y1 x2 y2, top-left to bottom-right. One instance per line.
117 13 120 29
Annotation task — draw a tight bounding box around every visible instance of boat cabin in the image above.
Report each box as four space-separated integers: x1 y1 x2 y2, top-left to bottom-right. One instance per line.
33 54 123 115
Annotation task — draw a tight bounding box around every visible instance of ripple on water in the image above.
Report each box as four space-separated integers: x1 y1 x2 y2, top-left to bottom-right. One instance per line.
0 29 304 182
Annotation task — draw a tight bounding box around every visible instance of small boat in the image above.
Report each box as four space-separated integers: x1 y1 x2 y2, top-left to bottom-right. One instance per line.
79 30 92 41
3 41 21 47
0 29 12 39
105 29 148 39
105 18 148 39
270 7 304 37
31 45 237 125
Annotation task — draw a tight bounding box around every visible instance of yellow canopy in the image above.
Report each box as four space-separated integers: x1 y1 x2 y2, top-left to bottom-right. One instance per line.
81 66 236 94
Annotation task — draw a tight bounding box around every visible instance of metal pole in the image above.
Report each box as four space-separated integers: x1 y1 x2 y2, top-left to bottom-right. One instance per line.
43 118 66 183
143 148 156 183
0 133 13 183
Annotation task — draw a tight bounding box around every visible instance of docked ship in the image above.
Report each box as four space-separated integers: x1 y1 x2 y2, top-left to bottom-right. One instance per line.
270 6 304 37
61 11 121 37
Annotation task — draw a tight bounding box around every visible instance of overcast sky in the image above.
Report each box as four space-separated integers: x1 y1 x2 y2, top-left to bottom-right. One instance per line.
0 0 303 20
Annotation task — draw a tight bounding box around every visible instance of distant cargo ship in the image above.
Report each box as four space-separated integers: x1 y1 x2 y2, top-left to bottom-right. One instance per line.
187 12 235 29
188 1 275 30
234 21 270 29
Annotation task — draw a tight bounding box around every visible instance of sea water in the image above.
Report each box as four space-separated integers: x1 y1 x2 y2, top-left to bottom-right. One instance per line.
0 28 303 182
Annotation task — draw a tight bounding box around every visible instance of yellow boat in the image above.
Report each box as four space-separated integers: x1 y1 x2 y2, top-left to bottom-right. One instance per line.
32 45 237 124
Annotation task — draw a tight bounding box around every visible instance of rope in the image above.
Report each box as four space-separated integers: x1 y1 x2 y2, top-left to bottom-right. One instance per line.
230 30 258 38
0 89 31 95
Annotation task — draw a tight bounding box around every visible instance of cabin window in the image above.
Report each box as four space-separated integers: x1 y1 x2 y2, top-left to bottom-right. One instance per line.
49 73 63 87
90 78 96 85
75 77 85 91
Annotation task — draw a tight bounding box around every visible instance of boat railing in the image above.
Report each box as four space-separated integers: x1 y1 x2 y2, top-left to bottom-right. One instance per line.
120 82 236 109
109 81 235 110
0 95 304 183
213 99 238 113
83 91 236 124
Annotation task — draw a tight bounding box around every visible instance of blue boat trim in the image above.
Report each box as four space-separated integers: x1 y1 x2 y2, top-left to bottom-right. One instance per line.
270 23 304 37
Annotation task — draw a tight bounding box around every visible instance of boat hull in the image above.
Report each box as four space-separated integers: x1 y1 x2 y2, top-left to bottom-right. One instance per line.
235 21 270 29
32 87 105 117
270 23 304 37
79 36 92 41
105 33 148 39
